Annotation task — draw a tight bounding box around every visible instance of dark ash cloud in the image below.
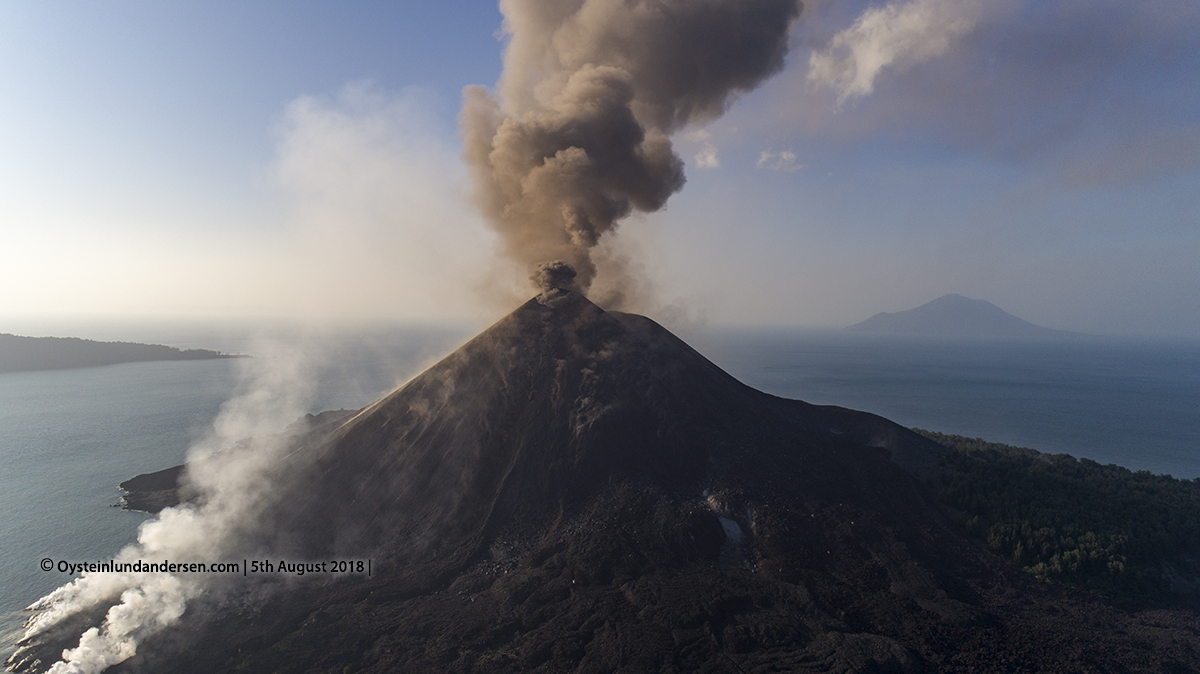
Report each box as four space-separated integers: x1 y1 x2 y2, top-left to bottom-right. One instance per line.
462 0 802 297
531 260 578 293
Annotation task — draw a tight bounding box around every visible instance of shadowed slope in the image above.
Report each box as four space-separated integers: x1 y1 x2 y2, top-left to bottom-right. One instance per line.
244 290 949 595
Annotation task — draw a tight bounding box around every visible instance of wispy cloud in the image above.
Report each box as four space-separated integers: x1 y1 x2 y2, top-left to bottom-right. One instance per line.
757 149 804 172
807 0 983 104
762 0 1200 187
694 144 721 168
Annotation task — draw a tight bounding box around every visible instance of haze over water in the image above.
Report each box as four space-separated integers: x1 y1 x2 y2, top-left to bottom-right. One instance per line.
692 330 1200 480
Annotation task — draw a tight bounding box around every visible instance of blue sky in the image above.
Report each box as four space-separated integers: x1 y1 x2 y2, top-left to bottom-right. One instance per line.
1 0 1197 336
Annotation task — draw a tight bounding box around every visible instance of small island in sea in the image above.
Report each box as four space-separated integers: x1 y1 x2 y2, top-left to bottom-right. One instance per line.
0 333 241 373
847 293 1078 337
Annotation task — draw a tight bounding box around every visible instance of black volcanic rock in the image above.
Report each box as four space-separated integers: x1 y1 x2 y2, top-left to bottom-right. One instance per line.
117 465 185 513
117 410 360 513
847 294 1075 337
12 291 1199 673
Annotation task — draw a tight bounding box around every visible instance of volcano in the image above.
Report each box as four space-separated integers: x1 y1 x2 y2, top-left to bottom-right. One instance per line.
846 294 1074 338
11 291 1200 673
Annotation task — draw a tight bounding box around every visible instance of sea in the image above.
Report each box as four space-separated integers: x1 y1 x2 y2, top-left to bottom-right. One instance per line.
1 321 1198 658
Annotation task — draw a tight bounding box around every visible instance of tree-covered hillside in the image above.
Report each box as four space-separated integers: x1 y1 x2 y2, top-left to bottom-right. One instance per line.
916 429 1200 601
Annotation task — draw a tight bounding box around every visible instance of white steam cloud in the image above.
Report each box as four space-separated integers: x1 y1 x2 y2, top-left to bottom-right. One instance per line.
23 344 318 673
694 144 721 169
808 0 983 104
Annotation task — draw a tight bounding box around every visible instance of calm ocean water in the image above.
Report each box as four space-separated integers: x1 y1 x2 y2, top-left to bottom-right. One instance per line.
1 323 1197 654
688 330 1200 480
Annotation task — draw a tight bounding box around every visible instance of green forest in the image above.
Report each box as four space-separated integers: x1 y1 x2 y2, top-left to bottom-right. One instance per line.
915 429 1200 600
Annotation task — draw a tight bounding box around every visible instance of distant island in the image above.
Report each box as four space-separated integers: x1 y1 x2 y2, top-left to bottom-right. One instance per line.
0 333 241 373
846 293 1077 337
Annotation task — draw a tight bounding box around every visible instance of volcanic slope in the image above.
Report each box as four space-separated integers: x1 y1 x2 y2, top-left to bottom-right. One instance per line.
14 290 1200 673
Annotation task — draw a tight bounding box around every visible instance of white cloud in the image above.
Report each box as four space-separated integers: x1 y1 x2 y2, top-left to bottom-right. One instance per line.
757 149 804 172
694 143 721 168
746 0 1200 188
808 0 983 104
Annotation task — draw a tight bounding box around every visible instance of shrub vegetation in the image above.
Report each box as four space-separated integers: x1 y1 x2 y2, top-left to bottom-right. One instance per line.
914 429 1200 599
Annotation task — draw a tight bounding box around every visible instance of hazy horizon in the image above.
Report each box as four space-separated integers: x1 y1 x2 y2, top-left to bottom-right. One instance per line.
2 1 1197 337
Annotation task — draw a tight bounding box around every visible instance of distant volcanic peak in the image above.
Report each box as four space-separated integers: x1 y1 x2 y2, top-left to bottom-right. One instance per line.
927 293 986 307
848 294 1071 337
920 293 1017 317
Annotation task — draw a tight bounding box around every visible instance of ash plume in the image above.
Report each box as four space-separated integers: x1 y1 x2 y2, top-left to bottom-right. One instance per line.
462 0 802 297
531 260 579 292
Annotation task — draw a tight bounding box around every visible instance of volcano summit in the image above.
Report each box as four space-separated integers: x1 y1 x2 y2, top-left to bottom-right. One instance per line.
11 290 1200 673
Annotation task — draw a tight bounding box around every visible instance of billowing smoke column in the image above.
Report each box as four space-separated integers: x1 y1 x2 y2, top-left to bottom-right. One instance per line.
462 0 803 295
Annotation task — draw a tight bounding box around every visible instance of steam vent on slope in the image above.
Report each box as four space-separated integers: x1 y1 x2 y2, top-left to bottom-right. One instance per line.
13 290 1200 673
